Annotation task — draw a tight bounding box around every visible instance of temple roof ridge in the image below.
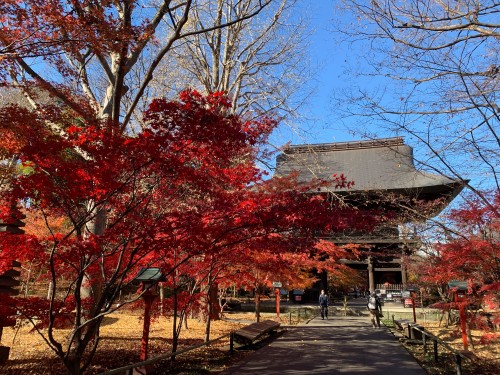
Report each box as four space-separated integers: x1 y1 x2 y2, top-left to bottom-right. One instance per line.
282 137 405 154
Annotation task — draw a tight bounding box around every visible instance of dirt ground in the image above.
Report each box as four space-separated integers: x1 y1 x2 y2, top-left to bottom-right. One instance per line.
1 309 499 375
0 310 269 375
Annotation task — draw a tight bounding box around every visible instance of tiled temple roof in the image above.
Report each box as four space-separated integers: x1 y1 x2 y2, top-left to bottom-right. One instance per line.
276 137 463 193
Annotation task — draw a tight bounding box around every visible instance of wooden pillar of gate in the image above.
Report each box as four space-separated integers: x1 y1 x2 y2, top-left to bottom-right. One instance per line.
368 256 375 293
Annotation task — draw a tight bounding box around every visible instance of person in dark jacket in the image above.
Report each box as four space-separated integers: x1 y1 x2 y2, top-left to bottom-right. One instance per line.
319 289 329 319
367 292 383 327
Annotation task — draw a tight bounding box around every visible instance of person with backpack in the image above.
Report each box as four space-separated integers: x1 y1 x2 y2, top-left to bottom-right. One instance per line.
367 292 383 327
319 289 329 319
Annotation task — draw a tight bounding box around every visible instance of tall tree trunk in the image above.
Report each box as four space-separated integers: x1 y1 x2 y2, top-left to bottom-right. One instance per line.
80 205 106 303
171 286 178 359
209 282 220 321
204 310 212 344
64 353 82 375
466 308 475 350
254 292 261 322
203 279 212 343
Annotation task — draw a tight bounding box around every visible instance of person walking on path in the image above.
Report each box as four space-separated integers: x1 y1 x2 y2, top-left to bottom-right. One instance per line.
367 292 383 327
319 289 329 319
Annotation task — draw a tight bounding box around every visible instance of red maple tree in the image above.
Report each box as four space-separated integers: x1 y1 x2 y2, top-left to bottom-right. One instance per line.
0 90 384 374
419 191 500 343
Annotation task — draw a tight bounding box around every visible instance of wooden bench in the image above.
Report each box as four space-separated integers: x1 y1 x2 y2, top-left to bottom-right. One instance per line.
231 320 281 346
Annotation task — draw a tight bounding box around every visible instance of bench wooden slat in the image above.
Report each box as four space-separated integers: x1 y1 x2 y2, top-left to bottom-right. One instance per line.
233 320 280 344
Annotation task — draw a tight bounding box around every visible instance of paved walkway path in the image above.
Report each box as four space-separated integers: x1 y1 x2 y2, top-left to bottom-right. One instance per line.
221 315 427 374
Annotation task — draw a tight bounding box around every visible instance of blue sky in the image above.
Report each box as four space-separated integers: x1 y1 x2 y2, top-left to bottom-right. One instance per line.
270 0 368 148
301 1 354 142
264 2 498 208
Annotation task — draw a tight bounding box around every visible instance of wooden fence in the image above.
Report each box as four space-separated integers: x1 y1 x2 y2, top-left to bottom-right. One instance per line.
99 333 232 375
393 316 477 375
